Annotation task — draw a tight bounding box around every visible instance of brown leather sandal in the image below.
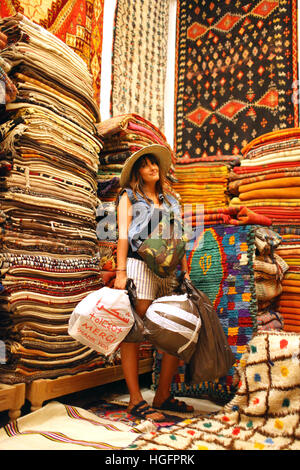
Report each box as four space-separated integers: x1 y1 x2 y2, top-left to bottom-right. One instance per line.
155 396 194 413
129 400 167 422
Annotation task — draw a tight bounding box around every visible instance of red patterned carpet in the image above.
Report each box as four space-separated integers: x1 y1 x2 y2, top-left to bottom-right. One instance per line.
174 0 299 161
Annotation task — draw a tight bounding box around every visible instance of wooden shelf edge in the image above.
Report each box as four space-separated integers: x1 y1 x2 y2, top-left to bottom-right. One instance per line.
26 358 153 411
0 383 26 420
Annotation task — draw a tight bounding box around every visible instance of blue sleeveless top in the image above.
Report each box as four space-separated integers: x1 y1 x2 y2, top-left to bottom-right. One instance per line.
118 188 181 255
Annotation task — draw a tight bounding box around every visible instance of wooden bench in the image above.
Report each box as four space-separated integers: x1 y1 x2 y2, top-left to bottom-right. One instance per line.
26 358 153 412
0 383 26 421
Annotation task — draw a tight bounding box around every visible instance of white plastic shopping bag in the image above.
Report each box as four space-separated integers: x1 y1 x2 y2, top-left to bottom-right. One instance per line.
68 287 134 355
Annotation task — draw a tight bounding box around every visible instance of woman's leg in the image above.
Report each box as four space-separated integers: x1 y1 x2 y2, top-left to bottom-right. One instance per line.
152 353 180 407
152 353 193 412
120 299 165 420
119 342 142 404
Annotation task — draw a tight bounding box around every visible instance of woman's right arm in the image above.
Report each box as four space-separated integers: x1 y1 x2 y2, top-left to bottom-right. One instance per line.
114 192 132 290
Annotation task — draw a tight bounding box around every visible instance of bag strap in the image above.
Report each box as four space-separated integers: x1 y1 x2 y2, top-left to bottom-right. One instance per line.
126 278 137 308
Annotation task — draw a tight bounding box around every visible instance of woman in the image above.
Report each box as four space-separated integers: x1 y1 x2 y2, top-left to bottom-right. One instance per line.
114 144 193 421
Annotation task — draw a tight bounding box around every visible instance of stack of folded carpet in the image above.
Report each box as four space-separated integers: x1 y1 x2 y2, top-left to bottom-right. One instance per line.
228 128 300 225
227 128 300 334
173 161 230 208
253 227 287 332
96 113 176 203
173 155 252 229
273 227 300 333
0 15 114 384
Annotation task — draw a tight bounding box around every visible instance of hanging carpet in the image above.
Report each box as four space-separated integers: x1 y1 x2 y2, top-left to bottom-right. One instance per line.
111 0 170 131
174 0 299 161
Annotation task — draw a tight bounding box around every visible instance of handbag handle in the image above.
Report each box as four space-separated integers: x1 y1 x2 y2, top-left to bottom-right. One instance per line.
126 278 137 308
176 272 201 302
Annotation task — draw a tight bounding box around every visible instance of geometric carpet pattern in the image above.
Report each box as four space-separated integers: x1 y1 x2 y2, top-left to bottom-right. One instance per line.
174 0 299 161
131 331 300 450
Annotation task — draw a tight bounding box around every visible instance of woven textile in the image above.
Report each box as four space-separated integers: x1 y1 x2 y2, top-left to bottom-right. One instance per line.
0 16 106 384
0 401 149 450
131 331 300 450
153 224 257 403
229 128 300 226
174 0 299 161
111 0 170 130
0 0 104 104
96 114 176 203
274 226 300 333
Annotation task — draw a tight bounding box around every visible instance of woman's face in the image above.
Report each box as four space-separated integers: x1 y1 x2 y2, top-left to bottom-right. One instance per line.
137 156 160 185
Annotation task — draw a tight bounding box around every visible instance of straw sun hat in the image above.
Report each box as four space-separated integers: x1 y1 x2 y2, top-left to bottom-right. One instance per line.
119 144 172 188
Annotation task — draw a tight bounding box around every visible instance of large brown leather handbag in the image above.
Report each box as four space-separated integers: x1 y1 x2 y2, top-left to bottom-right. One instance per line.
175 275 236 382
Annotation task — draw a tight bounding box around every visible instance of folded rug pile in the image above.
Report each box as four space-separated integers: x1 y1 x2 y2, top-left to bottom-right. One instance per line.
253 227 288 332
174 154 272 228
173 161 230 208
0 15 111 384
229 128 300 225
96 113 176 203
273 226 300 333
228 129 300 334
